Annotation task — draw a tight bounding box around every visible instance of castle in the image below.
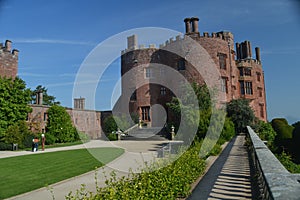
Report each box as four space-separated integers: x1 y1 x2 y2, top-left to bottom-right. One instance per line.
0 17 267 139
118 17 267 126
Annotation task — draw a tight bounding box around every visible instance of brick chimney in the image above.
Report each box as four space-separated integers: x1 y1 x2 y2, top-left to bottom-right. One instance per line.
184 18 192 33
74 97 85 110
191 17 199 33
36 91 43 105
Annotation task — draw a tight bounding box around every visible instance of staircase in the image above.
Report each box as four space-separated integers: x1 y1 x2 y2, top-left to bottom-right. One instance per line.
122 127 168 141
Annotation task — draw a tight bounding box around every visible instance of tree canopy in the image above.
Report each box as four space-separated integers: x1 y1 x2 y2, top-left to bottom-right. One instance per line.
0 77 32 136
46 105 78 144
31 85 60 106
226 99 256 133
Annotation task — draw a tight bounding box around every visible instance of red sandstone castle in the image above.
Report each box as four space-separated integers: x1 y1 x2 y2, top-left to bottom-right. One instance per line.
118 17 267 125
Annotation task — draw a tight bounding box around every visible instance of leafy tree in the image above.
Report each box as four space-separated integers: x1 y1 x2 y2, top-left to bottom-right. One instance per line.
31 85 60 106
103 115 117 134
2 121 34 148
271 118 294 153
226 99 256 133
0 77 32 137
255 120 277 149
46 105 78 143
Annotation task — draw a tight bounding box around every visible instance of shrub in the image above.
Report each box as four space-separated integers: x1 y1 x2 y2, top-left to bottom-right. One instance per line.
276 151 300 173
107 133 118 141
66 142 207 200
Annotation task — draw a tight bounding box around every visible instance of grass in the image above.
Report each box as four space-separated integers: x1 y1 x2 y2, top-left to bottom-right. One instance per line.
0 147 124 199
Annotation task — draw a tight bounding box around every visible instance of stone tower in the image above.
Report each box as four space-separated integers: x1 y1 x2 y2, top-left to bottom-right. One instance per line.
0 40 18 79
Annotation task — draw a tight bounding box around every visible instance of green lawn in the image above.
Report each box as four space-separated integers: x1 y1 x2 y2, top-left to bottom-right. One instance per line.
0 147 124 199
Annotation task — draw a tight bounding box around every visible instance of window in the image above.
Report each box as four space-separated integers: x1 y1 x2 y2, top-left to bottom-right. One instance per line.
239 67 251 76
221 77 228 93
244 68 252 76
260 104 265 118
160 87 166 95
257 72 261 82
178 59 185 70
145 68 152 78
141 106 150 121
240 81 252 95
218 53 227 69
258 87 263 97
43 113 47 121
239 81 245 95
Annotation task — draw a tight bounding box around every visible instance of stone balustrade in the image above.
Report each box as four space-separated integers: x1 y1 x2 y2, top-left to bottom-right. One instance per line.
246 126 300 200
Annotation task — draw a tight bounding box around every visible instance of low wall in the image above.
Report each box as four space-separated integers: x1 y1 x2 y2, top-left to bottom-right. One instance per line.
246 126 300 200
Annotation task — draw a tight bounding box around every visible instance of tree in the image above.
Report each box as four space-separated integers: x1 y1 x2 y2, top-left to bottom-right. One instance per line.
226 99 256 133
31 85 60 106
0 77 32 137
271 118 294 153
2 120 34 148
46 105 78 143
255 120 277 149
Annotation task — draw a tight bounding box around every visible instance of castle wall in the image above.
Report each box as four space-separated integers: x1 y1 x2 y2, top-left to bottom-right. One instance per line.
28 105 102 139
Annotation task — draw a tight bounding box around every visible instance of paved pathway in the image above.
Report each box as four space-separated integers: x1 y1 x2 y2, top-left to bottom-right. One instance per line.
188 134 254 200
2 140 168 200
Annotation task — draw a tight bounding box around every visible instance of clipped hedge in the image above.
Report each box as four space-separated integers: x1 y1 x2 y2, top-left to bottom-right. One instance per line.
66 142 206 200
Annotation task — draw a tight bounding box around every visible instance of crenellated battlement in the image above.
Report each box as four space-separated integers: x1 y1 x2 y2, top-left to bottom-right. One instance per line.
0 40 19 57
0 39 19 79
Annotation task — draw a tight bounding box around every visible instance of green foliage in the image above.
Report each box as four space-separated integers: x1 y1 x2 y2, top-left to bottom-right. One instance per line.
271 118 293 152
103 114 133 134
227 98 256 133
219 117 235 144
2 120 34 149
292 121 300 163
67 142 206 200
107 133 118 141
102 115 117 134
276 151 300 173
31 85 60 106
0 77 32 137
46 105 78 144
255 120 277 149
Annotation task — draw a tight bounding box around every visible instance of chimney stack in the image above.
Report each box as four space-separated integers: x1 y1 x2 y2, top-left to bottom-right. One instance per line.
36 91 43 105
191 17 199 32
255 47 261 62
236 43 241 60
184 18 191 33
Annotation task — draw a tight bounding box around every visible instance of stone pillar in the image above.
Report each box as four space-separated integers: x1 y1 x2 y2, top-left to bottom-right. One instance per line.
5 40 12 52
191 17 199 32
184 18 191 33
255 47 261 61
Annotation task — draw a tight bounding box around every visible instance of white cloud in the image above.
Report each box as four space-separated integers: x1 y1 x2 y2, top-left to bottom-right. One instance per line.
11 38 96 46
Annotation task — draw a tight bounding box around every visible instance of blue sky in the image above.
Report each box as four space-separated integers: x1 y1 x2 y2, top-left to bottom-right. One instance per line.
0 0 299 123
